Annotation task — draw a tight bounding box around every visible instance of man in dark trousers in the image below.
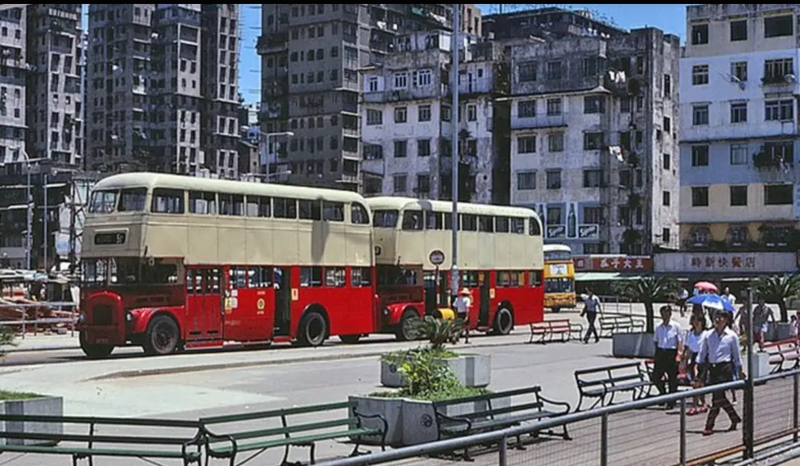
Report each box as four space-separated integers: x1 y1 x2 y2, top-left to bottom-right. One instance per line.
653 305 683 409
699 309 742 436
581 288 601 343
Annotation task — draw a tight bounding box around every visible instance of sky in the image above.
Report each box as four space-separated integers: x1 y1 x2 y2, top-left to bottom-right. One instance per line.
82 4 690 105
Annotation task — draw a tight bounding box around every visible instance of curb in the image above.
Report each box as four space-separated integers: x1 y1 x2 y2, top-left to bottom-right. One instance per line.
2 343 80 354
87 338 538 381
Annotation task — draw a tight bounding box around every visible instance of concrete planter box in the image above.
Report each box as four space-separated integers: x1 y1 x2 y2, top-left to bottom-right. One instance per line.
0 396 63 446
745 352 771 379
380 354 491 388
612 332 655 359
766 322 795 342
350 394 509 447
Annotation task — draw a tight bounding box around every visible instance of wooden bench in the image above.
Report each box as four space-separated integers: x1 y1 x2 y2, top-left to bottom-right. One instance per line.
200 400 386 466
599 314 645 337
763 338 800 373
0 414 204 465
528 319 583 344
433 386 571 460
574 362 653 411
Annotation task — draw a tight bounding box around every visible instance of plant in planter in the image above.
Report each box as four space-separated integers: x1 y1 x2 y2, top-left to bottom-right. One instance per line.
0 326 16 358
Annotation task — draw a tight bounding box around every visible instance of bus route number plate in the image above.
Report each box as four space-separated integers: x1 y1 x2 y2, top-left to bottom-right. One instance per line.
429 250 445 266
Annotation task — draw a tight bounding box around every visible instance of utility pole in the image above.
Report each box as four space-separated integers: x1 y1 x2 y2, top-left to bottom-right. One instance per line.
450 3 460 303
43 172 48 273
68 178 77 276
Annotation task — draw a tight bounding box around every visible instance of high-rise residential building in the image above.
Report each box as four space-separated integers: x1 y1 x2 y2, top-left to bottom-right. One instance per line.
680 4 800 252
484 8 680 254
85 4 240 178
0 6 25 167
258 4 477 190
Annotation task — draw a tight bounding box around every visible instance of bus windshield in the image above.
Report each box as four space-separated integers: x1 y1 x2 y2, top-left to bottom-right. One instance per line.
545 277 574 293
373 210 399 228
88 188 148 213
544 251 571 262
82 258 179 287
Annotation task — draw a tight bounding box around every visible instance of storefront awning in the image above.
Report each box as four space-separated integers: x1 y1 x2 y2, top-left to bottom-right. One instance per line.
575 272 644 282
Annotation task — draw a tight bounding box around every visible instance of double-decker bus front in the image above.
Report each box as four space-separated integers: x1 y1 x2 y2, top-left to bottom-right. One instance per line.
78 173 376 358
368 197 544 338
542 244 576 313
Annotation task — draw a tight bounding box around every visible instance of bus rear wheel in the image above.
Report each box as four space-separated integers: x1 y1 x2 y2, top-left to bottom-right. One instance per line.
79 333 114 359
395 310 419 341
493 307 514 335
298 311 327 347
143 315 179 356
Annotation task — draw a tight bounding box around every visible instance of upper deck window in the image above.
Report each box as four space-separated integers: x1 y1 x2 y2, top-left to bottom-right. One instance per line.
118 188 147 212
274 197 297 219
220 194 244 216
323 201 344 222
461 214 477 231
495 216 510 233
350 203 369 224
511 217 525 234
151 189 184 214
189 191 217 214
478 215 494 232
299 200 322 220
402 210 423 231
529 217 542 236
246 196 271 217
425 211 443 230
373 209 399 228
544 251 572 262
88 190 118 213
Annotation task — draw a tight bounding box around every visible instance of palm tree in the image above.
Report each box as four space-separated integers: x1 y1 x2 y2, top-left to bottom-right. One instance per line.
754 274 800 322
620 277 676 333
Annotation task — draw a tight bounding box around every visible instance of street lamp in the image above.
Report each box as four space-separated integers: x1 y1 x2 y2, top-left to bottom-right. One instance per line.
450 3 461 303
245 128 294 180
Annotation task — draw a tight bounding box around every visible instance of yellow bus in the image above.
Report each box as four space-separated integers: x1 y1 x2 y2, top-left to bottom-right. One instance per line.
543 244 576 313
367 197 544 339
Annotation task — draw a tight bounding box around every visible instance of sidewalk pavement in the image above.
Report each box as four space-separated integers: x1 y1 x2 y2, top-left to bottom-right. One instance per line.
1 332 81 352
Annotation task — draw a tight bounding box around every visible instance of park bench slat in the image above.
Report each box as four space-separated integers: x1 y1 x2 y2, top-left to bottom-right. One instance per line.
575 362 653 411
0 445 194 459
208 427 377 455
207 418 358 443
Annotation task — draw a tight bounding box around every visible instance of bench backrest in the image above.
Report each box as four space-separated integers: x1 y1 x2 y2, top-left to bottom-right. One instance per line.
575 362 644 388
764 338 799 355
433 386 544 422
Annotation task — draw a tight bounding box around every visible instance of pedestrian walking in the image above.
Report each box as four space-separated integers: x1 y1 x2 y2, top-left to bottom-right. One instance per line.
653 305 683 409
684 314 708 415
722 287 737 307
753 297 775 348
581 288 601 344
678 287 689 317
699 309 742 436
454 288 472 344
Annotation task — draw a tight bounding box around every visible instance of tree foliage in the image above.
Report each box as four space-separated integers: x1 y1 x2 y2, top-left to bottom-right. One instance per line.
754 274 800 322
619 276 676 333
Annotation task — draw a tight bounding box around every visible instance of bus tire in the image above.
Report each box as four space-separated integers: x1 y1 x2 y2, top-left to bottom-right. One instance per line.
298 311 327 347
493 307 514 335
395 310 419 341
339 334 361 344
79 333 114 360
551 307 562 313
143 315 179 356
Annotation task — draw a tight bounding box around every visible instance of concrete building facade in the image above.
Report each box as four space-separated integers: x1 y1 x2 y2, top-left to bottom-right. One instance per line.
679 4 800 252
0 6 26 167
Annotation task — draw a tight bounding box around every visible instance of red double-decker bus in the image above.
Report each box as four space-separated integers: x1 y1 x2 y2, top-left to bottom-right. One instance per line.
78 173 377 358
367 197 545 340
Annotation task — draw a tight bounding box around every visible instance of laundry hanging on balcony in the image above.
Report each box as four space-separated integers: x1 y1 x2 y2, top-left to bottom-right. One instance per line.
608 145 624 163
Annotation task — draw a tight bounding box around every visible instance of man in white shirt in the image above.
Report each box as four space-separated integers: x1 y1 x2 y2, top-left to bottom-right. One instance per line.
698 309 742 436
653 305 683 408
722 287 737 307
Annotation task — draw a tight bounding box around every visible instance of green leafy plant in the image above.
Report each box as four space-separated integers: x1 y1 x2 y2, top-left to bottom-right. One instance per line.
411 315 465 350
0 326 17 358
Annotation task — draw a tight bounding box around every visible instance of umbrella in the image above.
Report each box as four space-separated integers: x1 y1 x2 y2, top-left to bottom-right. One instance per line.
694 281 718 293
686 294 735 313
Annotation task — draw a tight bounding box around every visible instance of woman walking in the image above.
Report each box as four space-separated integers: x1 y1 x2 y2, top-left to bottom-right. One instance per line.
684 314 708 415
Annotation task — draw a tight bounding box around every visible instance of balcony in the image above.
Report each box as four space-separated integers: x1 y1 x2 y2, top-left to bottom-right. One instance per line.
511 115 567 131
761 74 800 94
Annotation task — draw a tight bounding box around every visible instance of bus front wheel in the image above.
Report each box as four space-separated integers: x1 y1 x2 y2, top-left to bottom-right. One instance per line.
79 333 114 359
395 310 419 341
298 311 328 347
493 308 514 335
143 315 179 356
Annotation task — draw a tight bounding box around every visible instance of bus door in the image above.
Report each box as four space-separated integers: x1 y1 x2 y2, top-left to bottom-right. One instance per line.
273 267 292 337
477 272 491 327
185 267 223 341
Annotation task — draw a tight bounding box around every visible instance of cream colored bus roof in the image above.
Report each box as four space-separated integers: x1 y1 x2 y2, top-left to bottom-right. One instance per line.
543 244 572 253
366 196 538 218
95 172 368 205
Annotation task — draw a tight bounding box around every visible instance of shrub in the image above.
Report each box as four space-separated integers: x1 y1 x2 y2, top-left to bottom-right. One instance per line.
0 327 16 358
409 315 465 350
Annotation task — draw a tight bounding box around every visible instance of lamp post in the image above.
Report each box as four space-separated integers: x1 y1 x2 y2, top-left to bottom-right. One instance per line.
450 4 461 303
245 128 294 180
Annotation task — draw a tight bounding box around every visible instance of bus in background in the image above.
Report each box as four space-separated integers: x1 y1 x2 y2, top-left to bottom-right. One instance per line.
368 197 544 339
78 172 375 358
542 244 576 313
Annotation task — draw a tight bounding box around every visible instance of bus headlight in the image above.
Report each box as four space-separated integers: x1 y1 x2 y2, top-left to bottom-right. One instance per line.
125 311 133 323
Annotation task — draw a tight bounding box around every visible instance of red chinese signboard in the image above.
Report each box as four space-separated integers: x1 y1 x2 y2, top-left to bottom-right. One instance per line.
573 255 652 272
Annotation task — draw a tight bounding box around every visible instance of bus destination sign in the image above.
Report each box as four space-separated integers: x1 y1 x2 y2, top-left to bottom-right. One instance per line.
94 232 126 245
429 249 445 266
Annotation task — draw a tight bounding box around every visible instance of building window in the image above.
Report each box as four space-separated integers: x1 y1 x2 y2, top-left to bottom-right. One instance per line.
583 169 602 188
393 140 407 158
663 74 671 96
764 58 794 83
663 153 670 170
730 20 747 41
691 23 709 45
583 206 602 225
517 171 536 190
728 225 748 245
366 109 382 125
518 62 537 82
442 105 451 121
764 15 793 38
417 139 431 157
662 228 671 244
583 95 606 114
393 174 407 193
394 106 407 123
583 132 604 150
730 102 747 123
691 187 709 207
765 184 792 205
662 191 671 206
418 105 431 122
546 61 562 80
692 145 709 166
416 174 430 194
518 100 536 118
730 185 748 206
692 65 709 85
548 133 564 152
367 76 379 92
731 61 748 81
518 135 536 154
663 116 671 132
730 143 748 165
692 104 709 125
765 99 793 121
467 104 477 121
546 98 562 116
546 170 561 189
414 69 432 87
393 72 408 89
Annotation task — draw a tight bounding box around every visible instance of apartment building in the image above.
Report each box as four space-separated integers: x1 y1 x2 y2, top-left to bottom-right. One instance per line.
680 4 800 252
85 4 241 178
360 32 507 203
258 4 476 190
507 26 681 254
0 6 25 167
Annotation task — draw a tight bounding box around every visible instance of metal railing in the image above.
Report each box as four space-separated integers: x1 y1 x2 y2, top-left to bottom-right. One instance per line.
319 368 800 466
597 294 635 316
0 300 78 337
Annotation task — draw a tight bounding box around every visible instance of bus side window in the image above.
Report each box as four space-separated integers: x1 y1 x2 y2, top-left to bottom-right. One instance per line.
229 267 246 289
461 214 477 232
497 271 510 288
478 215 494 232
351 267 371 287
529 270 543 287
425 211 442 230
401 210 423 231
189 191 216 214
300 266 322 287
529 217 542 236
325 267 346 287
510 271 523 287
186 269 196 294
299 200 322 220
246 196 271 218
151 189 185 214
511 218 525 234
246 266 272 288
274 197 297 219
350 203 369 224
495 216 510 233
